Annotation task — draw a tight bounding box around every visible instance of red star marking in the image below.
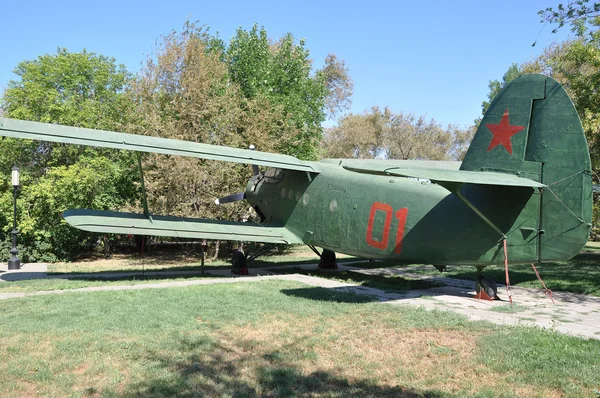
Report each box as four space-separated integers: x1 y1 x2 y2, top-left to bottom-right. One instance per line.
485 109 525 155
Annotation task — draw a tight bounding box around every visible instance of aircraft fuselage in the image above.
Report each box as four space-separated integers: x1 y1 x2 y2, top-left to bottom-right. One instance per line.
247 161 543 266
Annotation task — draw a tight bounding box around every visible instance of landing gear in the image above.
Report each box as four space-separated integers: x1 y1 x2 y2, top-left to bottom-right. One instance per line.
231 250 249 275
307 245 338 269
318 249 338 270
474 266 499 300
231 244 277 275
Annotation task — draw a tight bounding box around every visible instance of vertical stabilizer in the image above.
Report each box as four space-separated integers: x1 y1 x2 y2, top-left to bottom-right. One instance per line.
462 74 592 261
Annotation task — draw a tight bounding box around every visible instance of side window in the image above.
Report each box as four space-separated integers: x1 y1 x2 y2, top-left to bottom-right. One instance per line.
263 168 284 184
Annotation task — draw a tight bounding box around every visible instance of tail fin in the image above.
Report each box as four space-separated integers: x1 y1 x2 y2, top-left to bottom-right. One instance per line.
462 74 592 261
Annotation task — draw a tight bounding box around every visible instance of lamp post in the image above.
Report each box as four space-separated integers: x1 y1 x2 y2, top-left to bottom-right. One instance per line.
7 166 20 270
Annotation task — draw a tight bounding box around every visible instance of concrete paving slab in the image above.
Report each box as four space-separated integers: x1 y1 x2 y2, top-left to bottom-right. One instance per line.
0 263 48 281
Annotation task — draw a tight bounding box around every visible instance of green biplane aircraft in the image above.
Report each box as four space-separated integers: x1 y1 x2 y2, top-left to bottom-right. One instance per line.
0 74 592 295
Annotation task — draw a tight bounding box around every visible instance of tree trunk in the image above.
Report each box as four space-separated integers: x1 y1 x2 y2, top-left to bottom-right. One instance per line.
211 240 220 260
103 234 111 258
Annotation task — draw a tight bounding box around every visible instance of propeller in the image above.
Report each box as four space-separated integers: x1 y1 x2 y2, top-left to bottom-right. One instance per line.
215 144 259 205
249 144 260 176
214 192 245 205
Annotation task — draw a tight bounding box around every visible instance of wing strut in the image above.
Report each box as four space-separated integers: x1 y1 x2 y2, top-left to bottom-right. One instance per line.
448 183 506 240
137 153 153 222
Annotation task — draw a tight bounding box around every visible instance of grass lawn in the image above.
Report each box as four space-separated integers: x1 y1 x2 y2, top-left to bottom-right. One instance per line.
1 280 599 397
0 274 225 294
271 267 444 294
4 244 600 297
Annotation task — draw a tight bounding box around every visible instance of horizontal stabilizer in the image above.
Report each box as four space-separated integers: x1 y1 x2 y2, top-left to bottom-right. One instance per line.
63 209 303 244
343 164 545 190
0 118 317 173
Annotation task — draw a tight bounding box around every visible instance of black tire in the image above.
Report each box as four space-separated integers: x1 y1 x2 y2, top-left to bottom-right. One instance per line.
318 249 337 269
231 250 248 275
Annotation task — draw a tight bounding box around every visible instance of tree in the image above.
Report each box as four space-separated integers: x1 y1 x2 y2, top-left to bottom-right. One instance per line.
481 63 525 115
0 49 138 260
320 54 354 118
225 24 352 160
321 107 385 158
322 107 474 161
126 23 249 225
1 48 134 169
540 1 600 39
129 21 353 220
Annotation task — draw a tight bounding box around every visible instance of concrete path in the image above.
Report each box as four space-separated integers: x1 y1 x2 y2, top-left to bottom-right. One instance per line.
2 262 600 340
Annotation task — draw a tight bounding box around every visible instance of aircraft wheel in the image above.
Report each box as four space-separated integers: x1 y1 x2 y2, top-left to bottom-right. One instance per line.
477 276 498 299
231 250 248 275
318 249 338 269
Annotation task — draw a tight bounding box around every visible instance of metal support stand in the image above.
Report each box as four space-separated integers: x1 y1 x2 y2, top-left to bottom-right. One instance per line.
246 243 277 263
307 245 322 258
200 241 205 275
307 245 338 269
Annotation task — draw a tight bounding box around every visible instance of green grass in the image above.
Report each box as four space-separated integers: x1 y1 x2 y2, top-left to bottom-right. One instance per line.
1 280 599 397
378 253 600 296
0 274 224 293
583 242 600 253
490 304 528 313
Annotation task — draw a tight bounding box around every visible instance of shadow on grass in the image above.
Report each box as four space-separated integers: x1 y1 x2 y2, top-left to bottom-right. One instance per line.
280 287 380 303
46 257 361 277
54 273 227 283
272 268 443 294
115 337 446 398
373 253 600 298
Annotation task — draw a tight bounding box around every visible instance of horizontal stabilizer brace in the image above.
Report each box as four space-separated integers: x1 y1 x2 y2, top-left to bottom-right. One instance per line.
343 165 545 189
63 209 303 244
0 118 318 173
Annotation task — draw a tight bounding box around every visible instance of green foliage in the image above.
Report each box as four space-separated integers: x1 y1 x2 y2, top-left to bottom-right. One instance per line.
2 48 131 128
225 25 331 160
0 49 138 260
540 0 600 40
1 48 134 170
129 21 351 233
322 106 475 161
481 63 524 115
0 156 137 261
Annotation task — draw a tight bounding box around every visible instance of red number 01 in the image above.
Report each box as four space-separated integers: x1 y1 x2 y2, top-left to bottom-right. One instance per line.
366 202 408 254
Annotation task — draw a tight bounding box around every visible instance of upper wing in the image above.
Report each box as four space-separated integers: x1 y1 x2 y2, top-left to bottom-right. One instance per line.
63 209 303 244
340 161 545 190
0 118 318 173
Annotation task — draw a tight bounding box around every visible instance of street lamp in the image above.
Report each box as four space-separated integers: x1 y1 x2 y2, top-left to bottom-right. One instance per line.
7 166 20 270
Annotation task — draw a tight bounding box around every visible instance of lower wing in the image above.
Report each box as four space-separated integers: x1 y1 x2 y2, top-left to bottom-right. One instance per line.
63 209 302 244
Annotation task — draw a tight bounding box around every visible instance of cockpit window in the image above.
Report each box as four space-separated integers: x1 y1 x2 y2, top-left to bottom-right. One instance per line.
263 168 284 184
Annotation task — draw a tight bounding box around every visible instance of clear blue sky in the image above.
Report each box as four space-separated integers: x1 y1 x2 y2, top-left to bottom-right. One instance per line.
0 0 570 128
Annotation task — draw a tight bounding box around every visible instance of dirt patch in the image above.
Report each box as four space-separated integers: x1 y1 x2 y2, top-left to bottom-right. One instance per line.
205 314 564 397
